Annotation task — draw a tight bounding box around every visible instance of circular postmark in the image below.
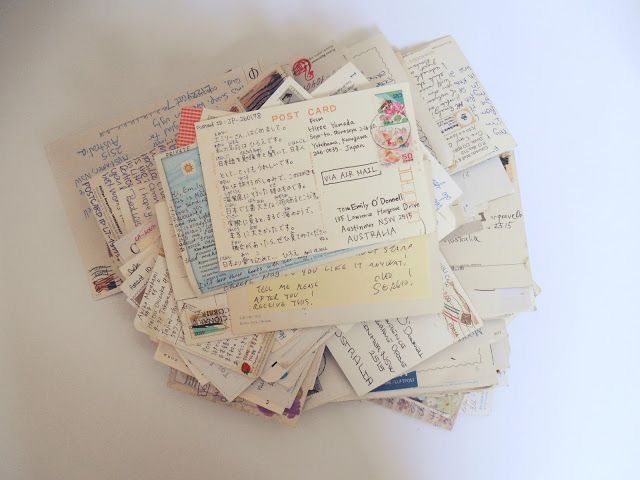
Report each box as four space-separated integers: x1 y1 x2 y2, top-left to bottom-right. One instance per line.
369 116 413 164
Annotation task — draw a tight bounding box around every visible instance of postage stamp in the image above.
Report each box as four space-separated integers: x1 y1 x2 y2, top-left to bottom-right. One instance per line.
370 90 414 165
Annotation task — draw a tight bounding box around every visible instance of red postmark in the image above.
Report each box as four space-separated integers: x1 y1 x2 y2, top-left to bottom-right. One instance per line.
292 58 314 81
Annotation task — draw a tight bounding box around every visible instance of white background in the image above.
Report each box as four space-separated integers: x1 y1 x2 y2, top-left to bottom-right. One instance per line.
1 1 639 479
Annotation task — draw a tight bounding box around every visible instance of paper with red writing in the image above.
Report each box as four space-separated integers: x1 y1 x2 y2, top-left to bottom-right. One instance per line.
195 83 436 270
326 253 482 396
284 44 347 92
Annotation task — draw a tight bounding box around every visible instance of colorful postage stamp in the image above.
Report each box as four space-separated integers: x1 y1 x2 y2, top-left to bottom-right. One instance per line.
370 90 414 165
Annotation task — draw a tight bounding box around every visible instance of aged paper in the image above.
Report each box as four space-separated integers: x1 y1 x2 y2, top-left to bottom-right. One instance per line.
87 147 166 264
440 153 533 289
304 349 354 411
312 62 371 97
120 253 156 307
153 342 192 376
166 345 322 426
261 77 313 108
284 44 347 92
260 327 332 382
196 83 435 269
228 235 442 334
116 179 164 233
338 343 498 400
134 256 274 378
177 349 253 402
345 31 452 165
403 36 516 172
371 393 464 430
452 156 514 217
156 144 350 296
326 254 482 395
47 62 262 298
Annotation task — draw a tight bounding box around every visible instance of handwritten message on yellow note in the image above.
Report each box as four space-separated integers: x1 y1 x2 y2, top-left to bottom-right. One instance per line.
228 235 442 334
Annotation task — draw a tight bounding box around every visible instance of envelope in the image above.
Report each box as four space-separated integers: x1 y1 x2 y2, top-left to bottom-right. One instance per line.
195 83 436 270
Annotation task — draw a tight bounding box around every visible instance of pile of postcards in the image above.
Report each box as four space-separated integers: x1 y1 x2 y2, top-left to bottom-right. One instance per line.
48 30 538 429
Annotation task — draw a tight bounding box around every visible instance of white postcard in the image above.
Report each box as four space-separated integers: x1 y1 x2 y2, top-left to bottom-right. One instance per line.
195 83 436 269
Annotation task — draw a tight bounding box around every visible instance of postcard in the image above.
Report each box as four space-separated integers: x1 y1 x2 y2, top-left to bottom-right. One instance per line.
345 31 452 166
422 144 462 211
452 156 514 217
177 349 253 402
231 68 287 112
134 256 274 378
118 240 161 278
460 389 493 416
340 343 499 400
273 347 318 390
304 349 354 411
240 350 316 415
153 342 192 376
86 147 165 264
440 153 533 289
155 144 357 296
260 327 333 383
311 62 371 97
155 201 196 301
120 253 156 307
157 200 245 344
113 220 160 262
403 36 517 172
284 44 347 92
227 234 443 334
326 254 482 395
261 77 312 108
116 179 164 233
47 62 262 298
371 393 464 430
272 329 300 352
176 107 231 148
167 346 322 426
195 83 436 269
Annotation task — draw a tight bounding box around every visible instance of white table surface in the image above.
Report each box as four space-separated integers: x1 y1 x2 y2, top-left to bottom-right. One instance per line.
1 1 638 479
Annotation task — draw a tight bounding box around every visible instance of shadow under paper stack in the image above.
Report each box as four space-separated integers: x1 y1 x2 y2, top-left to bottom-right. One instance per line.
47 29 538 429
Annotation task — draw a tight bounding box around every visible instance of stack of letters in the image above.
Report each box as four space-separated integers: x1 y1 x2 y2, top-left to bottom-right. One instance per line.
48 30 537 429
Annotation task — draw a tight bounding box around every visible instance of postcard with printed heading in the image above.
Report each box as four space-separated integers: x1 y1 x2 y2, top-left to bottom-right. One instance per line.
195 83 436 270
